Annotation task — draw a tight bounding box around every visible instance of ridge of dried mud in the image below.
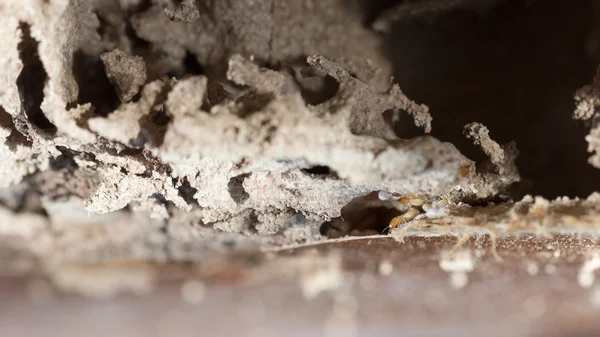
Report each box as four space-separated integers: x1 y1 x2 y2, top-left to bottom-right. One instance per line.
1 0 600 298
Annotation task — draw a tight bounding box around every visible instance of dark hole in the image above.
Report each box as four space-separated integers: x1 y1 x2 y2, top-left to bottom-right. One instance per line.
0 105 32 149
183 51 205 75
49 146 78 171
124 20 151 56
320 191 402 238
16 22 56 132
152 109 171 126
301 165 335 176
384 109 426 139
227 173 251 204
177 177 199 205
72 50 120 116
384 0 600 198
120 147 144 156
297 74 341 106
151 193 168 203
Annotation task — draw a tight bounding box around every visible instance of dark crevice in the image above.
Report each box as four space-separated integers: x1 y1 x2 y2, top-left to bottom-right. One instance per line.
301 165 339 179
150 193 168 204
49 146 78 171
178 177 199 205
72 50 120 117
233 93 277 118
384 0 600 198
0 105 32 149
283 57 341 106
183 51 205 75
227 173 251 204
124 21 151 52
95 11 107 38
166 51 205 79
296 74 340 106
123 20 153 81
136 81 176 148
320 191 402 238
16 22 56 132
152 108 171 126
385 109 426 139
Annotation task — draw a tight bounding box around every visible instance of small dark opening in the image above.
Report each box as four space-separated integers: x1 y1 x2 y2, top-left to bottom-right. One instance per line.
297 74 341 106
49 146 78 171
72 50 120 116
301 165 334 176
183 51 205 75
150 193 168 204
16 22 56 132
320 191 402 238
152 108 171 126
125 20 151 52
385 109 426 139
0 105 32 149
227 173 251 204
177 177 199 205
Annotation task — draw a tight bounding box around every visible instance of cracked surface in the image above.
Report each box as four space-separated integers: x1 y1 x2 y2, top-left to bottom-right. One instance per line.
2 0 600 304
0 0 483 265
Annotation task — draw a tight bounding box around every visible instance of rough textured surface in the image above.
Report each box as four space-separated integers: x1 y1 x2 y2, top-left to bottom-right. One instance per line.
163 0 200 23
101 49 147 102
575 65 600 168
0 0 491 262
4 6 600 335
0 0 533 272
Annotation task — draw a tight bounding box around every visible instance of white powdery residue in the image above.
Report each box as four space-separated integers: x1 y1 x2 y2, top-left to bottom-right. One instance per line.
439 250 475 289
578 252 600 288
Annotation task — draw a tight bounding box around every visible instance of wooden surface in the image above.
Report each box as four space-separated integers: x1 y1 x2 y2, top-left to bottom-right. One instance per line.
1 235 600 337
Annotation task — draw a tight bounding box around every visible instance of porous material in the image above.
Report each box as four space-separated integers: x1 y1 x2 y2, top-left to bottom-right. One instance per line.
575 65 600 168
100 49 147 102
163 0 200 23
13 0 600 281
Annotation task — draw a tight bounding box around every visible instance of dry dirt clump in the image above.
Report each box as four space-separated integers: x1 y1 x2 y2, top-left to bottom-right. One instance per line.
101 49 147 102
2 0 600 289
575 66 600 168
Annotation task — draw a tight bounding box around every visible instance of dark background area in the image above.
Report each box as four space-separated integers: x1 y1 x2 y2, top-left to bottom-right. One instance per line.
367 0 600 198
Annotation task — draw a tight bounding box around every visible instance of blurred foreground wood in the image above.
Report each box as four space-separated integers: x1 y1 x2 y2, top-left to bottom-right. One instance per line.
2 235 600 337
